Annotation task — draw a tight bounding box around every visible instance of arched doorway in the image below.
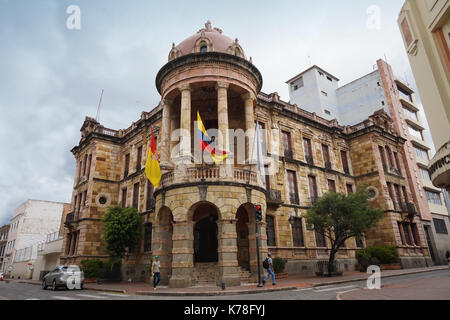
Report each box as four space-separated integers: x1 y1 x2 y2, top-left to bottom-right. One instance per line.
193 203 219 263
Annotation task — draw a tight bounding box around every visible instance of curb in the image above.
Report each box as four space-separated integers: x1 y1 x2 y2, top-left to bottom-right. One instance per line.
134 286 298 297
311 266 448 288
84 287 127 294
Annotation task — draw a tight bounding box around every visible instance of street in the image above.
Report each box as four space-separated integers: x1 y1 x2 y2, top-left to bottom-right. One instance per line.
0 269 448 300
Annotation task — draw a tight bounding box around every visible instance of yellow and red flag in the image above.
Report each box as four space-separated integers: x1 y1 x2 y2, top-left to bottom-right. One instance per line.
145 127 162 188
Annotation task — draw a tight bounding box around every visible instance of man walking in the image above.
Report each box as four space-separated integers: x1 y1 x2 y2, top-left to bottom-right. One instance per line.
152 256 161 290
262 252 276 286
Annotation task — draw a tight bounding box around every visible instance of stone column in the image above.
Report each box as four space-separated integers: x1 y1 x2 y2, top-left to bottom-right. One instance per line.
217 219 241 287
179 84 192 159
216 82 232 178
159 98 173 168
242 92 256 163
169 221 195 288
152 224 173 285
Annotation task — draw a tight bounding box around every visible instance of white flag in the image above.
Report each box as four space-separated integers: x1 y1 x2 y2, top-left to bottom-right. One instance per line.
253 122 266 189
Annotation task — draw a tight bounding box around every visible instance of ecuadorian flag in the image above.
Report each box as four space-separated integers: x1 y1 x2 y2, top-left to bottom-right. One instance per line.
197 112 227 163
145 126 162 188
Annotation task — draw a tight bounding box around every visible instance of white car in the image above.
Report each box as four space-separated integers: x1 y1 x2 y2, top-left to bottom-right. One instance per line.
0 272 4 280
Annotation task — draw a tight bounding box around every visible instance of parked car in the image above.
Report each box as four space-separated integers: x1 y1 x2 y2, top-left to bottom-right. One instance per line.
0 272 4 280
42 265 84 290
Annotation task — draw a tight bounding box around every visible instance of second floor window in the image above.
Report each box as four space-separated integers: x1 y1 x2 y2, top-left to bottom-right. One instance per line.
341 150 349 174
266 215 276 247
308 175 318 205
303 138 313 165
328 179 336 193
282 131 292 159
136 146 143 171
121 188 127 209
292 218 304 247
426 190 442 205
146 182 155 211
124 154 130 177
287 170 299 205
144 223 153 252
379 146 387 170
322 144 331 169
133 183 140 210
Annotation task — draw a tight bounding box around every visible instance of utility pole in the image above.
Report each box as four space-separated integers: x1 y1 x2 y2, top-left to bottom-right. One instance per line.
255 204 263 287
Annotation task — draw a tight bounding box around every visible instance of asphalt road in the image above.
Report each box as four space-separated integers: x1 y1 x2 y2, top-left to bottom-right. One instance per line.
0 268 449 301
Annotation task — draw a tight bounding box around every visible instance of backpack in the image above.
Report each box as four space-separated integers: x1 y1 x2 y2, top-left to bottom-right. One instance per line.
263 257 270 269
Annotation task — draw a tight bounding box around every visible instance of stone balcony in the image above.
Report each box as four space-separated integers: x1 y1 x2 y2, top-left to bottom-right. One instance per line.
160 166 260 189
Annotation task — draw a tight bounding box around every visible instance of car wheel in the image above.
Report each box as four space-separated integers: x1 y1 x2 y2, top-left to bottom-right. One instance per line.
52 279 57 291
42 279 47 290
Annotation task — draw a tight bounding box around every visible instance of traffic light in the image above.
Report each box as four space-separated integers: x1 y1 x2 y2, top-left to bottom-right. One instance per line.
255 204 263 222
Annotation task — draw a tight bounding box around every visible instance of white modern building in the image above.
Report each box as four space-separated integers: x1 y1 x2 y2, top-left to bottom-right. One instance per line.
287 59 450 265
2 200 68 279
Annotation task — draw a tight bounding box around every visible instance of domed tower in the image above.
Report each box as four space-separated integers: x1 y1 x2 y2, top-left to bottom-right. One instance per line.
154 22 267 288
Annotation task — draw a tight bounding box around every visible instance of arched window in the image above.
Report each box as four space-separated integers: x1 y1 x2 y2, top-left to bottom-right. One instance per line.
234 48 240 56
200 42 208 53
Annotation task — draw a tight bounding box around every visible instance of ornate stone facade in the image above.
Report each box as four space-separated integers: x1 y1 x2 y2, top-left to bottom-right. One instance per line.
61 22 431 287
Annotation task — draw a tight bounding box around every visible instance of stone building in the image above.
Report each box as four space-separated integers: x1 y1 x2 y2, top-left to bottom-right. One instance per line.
0 224 9 272
61 22 431 288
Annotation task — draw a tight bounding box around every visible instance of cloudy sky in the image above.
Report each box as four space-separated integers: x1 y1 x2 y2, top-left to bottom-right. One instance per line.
0 0 432 225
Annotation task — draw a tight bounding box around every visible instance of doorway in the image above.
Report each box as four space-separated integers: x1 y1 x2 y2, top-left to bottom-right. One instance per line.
193 204 219 263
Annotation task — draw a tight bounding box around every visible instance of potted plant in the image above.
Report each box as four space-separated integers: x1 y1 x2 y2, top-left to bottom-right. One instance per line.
273 257 288 279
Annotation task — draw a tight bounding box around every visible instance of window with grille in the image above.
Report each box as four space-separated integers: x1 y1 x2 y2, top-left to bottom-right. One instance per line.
402 223 412 246
426 190 442 205
144 223 153 252
303 138 313 164
292 218 304 247
419 167 431 181
133 183 140 210
355 236 365 248
414 146 429 160
346 184 354 195
315 230 327 248
136 146 143 171
408 125 423 140
124 153 130 177
266 215 276 246
287 170 299 205
121 188 127 209
433 218 448 234
328 179 336 193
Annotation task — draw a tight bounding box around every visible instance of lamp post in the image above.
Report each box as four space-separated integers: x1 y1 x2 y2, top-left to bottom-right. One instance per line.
254 204 263 288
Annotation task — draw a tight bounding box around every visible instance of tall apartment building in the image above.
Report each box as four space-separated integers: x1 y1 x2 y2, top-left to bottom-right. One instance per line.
397 0 450 194
62 22 432 288
287 59 450 265
2 200 67 279
0 224 10 272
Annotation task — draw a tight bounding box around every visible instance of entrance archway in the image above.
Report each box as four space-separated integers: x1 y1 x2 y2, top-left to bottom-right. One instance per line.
192 203 219 263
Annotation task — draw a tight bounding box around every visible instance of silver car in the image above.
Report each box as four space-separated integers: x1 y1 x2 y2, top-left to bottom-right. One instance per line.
42 265 84 290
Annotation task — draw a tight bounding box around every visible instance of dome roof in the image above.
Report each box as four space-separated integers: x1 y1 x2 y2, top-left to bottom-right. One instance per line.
169 21 247 61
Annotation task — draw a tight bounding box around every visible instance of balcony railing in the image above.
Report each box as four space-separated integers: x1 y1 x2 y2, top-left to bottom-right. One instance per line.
284 149 294 160
65 212 75 226
266 189 283 206
160 167 259 187
324 161 332 170
289 193 300 205
305 155 314 166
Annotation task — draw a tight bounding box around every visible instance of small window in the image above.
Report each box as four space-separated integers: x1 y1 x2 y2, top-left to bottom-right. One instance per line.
200 45 208 53
321 91 328 97
318 71 324 76
326 76 333 82
433 218 448 234
324 110 331 115
381 101 385 106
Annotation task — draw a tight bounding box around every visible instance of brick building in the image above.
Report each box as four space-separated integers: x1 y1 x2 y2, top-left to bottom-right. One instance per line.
61 22 431 288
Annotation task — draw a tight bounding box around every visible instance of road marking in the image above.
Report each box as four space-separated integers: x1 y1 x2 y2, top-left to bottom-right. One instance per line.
314 285 357 293
25 298 40 300
52 296 80 300
76 293 107 299
97 292 125 297
294 287 314 292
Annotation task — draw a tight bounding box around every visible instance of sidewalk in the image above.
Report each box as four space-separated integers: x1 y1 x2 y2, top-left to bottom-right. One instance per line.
13 265 448 296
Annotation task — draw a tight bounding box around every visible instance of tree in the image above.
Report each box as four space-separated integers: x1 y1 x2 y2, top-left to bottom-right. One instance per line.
102 206 143 267
304 186 383 276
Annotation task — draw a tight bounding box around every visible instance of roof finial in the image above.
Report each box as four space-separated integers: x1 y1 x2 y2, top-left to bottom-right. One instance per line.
205 20 212 31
